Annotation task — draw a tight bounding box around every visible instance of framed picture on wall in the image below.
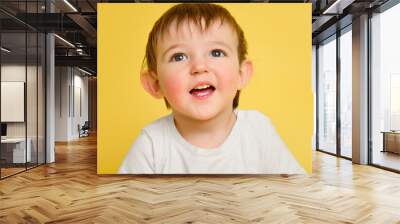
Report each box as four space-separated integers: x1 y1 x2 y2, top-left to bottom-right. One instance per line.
1 81 25 122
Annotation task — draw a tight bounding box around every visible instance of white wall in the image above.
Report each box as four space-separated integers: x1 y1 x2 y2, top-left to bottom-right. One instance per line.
1 66 26 129
73 73 89 137
55 66 70 141
1 65 37 137
1 63 46 164
1 64 25 81
55 67 89 141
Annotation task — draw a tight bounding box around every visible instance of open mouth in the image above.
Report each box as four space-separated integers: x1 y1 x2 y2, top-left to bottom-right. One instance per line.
189 84 216 98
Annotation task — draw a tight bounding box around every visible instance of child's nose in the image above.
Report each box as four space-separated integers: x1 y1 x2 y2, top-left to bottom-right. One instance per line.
190 57 208 75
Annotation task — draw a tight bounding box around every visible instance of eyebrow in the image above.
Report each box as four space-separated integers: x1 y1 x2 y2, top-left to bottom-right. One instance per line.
210 41 234 52
161 44 182 61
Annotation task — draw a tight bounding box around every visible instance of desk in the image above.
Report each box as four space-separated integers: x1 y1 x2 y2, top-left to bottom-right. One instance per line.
381 131 400 154
1 138 31 163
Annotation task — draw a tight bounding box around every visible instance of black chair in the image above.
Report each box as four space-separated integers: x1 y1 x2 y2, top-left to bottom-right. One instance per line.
79 121 90 138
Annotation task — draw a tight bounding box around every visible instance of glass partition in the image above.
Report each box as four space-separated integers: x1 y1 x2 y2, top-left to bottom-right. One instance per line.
38 32 45 165
27 31 38 169
1 30 28 177
0 1 46 179
317 35 337 154
339 27 352 158
371 3 400 171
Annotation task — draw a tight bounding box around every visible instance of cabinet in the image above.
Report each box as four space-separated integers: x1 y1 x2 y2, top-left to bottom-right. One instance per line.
0 138 32 164
382 131 400 154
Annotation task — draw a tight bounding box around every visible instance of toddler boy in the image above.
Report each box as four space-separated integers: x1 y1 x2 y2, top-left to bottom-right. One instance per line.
119 3 305 174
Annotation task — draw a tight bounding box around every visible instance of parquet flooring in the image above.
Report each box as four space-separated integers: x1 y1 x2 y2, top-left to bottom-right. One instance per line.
1 167 25 178
1 134 400 223
373 151 400 171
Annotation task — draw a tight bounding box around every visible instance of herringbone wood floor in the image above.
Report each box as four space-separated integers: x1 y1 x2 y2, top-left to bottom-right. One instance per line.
1 134 400 223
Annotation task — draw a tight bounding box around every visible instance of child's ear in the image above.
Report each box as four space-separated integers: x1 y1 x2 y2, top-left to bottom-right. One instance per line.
237 59 253 90
140 70 163 99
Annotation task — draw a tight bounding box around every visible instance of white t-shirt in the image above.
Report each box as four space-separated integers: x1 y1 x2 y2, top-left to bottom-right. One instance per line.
119 110 305 174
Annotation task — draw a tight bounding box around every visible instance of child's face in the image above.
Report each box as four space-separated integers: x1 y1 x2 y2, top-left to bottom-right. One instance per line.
149 19 252 121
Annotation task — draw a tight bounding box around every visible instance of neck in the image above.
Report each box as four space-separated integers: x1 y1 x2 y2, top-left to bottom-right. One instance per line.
173 107 237 149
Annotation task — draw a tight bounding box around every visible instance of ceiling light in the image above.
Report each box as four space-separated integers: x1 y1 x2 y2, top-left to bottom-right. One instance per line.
1 47 11 53
63 0 78 12
54 34 75 48
322 0 355 15
78 67 93 76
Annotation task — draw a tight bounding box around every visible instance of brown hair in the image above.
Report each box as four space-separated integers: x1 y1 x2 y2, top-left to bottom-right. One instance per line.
144 3 248 109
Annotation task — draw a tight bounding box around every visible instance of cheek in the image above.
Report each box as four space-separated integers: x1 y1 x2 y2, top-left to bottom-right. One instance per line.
158 72 187 104
164 79 183 96
215 65 241 93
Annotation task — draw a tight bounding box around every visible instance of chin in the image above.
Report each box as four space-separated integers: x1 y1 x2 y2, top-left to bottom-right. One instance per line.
174 108 220 122
191 113 218 121
193 106 234 121
172 100 233 121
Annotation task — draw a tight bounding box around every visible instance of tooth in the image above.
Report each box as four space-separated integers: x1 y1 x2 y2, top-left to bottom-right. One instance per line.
195 91 208 96
195 84 210 90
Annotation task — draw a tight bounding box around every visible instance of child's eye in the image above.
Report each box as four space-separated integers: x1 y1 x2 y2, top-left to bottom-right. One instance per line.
210 49 226 57
170 53 187 62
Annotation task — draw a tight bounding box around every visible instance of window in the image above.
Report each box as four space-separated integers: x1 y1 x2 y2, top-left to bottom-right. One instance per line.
339 28 352 158
318 36 337 154
371 2 400 171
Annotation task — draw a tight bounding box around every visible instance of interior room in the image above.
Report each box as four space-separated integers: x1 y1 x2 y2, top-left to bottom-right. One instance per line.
0 0 399 223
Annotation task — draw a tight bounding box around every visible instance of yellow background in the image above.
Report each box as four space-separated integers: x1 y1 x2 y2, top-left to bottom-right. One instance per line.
98 3 313 174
